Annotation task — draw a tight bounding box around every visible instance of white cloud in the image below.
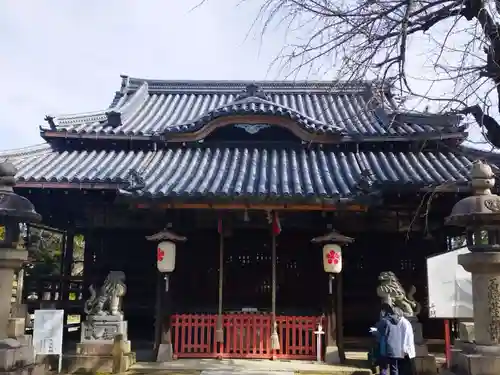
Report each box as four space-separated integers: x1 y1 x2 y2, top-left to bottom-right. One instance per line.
0 0 286 149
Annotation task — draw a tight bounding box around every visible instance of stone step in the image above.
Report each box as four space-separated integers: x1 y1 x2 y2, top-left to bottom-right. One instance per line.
128 370 372 375
129 359 372 375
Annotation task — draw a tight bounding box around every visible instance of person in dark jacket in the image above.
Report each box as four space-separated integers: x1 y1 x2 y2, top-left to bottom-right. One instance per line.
374 303 406 375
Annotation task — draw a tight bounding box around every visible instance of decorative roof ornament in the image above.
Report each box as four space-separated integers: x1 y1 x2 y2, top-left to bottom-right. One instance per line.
118 169 145 196
352 169 376 194
234 124 270 134
44 115 56 130
105 110 122 128
236 83 270 101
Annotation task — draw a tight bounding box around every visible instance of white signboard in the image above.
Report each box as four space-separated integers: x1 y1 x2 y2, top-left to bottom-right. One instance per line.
33 309 64 355
426 247 473 319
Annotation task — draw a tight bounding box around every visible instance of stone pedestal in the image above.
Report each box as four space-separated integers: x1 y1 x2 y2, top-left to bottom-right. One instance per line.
64 316 135 373
408 318 436 374
448 252 500 375
156 343 173 362
324 345 340 364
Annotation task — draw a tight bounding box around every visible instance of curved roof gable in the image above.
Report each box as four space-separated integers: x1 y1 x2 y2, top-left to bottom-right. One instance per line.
163 93 345 136
40 75 466 141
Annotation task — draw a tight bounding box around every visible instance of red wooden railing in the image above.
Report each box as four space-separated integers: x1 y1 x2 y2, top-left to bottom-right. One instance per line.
171 313 325 360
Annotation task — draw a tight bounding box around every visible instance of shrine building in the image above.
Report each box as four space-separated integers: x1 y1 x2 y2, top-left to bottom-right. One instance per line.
2 75 491 361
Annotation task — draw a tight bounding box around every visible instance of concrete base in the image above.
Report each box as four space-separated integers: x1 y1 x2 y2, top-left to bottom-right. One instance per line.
324 345 341 364
67 340 135 373
0 363 47 375
0 338 47 375
450 349 500 375
414 355 437 375
63 352 136 374
156 343 173 362
76 340 131 355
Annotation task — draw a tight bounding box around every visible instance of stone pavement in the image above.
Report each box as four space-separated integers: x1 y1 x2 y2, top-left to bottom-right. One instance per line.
130 359 370 374
57 350 448 374
127 352 374 375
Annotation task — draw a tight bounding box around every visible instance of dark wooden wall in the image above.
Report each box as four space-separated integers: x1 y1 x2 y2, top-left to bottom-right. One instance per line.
18 189 459 342
172 227 326 315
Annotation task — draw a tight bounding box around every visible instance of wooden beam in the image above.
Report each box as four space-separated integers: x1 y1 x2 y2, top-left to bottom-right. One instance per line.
135 202 368 212
16 182 118 190
163 114 343 143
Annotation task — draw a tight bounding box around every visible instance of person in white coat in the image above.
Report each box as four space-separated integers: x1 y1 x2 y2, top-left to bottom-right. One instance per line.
395 307 416 375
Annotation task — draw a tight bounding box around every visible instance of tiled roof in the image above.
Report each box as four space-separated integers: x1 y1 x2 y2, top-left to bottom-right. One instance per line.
11 146 472 198
40 76 464 140
0 144 51 161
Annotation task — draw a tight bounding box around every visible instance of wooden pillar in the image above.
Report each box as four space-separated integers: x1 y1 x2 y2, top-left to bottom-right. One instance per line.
82 229 96 301
325 274 337 359
336 271 345 362
325 274 344 364
156 273 173 361
61 230 74 301
154 270 162 352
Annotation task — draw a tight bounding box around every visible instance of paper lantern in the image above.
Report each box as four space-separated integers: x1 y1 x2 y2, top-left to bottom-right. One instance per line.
157 241 176 273
323 244 342 273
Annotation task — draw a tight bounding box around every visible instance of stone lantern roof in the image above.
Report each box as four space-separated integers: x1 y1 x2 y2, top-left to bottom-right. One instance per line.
446 160 500 228
0 162 41 223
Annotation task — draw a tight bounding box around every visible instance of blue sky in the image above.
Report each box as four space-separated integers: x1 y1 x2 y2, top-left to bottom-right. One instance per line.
0 0 489 150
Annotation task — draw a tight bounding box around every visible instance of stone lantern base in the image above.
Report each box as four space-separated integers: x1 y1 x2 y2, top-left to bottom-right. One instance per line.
450 322 500 375
0 338 48 375
450 344 500 375
0 249 47 375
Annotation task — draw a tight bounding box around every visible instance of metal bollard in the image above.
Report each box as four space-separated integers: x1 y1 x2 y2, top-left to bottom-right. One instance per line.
314 322 325 363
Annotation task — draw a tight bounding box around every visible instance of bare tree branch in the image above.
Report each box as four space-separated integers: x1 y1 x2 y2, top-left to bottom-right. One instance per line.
209 0 500 147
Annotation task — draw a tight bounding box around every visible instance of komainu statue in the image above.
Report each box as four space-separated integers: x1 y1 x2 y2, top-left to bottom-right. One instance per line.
84 271 127 317
376 271 421 316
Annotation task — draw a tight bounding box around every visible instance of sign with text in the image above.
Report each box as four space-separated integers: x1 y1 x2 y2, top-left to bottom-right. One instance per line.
33 309 64 355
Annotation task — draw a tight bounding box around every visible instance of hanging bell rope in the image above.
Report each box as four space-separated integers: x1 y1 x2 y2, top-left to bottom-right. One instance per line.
215 216 224 343
269 210 281 350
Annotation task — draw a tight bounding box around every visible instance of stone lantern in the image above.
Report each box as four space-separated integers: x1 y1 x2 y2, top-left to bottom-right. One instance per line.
446 160 500 375
0 161 44 374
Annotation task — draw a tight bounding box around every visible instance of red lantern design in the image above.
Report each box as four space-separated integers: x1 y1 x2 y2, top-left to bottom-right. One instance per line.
327 250 340 265
157 247 165 262
323 244 342 273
